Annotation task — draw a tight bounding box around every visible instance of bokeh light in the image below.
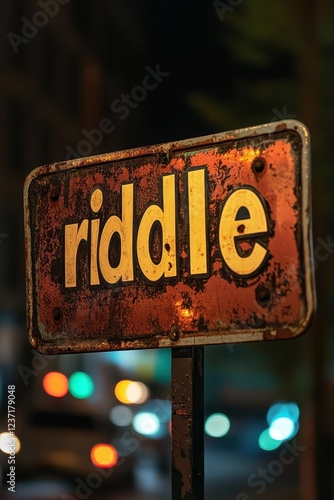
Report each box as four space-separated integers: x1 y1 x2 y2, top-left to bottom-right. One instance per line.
68 372 94 399
269 417 296 441
42 371 68 398
139 399 171 423
90 444 118 468
133 412 161 437
115 380 133 404
109 405 133 426
258 429 282 451
126 381 149 404
267 401 300 426
266 401 300 442
114 380 149 404
0 432 21 454
205 413 230 438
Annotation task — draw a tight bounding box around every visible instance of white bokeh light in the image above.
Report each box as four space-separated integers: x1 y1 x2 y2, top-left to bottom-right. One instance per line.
205 413 230 438
269 417 295 441
0 432 21 454
133 412 161 437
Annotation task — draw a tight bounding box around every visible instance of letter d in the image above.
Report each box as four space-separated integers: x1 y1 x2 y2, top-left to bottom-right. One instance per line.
137 174 177 281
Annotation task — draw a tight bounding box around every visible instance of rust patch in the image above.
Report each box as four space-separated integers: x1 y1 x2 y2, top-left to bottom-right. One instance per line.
275 123 288 132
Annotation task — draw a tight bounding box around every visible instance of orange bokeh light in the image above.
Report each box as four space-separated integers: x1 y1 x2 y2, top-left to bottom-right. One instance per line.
42 371 68 398
114 380 133 404
114 379 149 404
90 444 118 468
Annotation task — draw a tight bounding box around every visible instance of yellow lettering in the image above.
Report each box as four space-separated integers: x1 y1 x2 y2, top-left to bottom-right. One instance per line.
99 183 134 284
188 168 207 275
90 219 100 285
64 220 89 287
90 188 103 285
219 188 268 276
137 174 177 281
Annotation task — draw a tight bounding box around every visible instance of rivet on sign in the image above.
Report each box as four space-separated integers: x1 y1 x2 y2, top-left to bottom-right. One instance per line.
49 186 60 202
255 284 271 306
53 307 63 323
169 326 180 341
251 157 266 175
159 153 169 166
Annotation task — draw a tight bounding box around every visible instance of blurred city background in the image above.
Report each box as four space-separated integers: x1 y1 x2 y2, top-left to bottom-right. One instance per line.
0 1 334 499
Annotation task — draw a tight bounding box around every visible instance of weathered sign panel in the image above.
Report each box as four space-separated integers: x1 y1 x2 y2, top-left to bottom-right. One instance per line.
24 120 315 354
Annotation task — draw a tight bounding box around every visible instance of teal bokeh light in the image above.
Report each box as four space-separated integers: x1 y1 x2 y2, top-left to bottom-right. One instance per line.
68 371 94 399
259 429 282 451
266 401 300 442
267 401 300 426
205 413 230 438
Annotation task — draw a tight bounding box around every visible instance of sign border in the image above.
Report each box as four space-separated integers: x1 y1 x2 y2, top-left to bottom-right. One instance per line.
24 120 315 353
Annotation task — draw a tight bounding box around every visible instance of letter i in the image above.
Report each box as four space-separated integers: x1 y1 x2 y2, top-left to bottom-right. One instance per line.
90 188 103 285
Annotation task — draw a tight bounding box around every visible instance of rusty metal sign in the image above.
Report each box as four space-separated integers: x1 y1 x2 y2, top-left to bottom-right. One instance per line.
24 120 315 354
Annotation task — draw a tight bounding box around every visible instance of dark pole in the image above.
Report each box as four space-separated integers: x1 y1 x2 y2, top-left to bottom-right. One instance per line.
171 346 204 499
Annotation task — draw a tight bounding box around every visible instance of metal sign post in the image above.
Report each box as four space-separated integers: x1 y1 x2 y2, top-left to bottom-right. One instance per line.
172 346 204 499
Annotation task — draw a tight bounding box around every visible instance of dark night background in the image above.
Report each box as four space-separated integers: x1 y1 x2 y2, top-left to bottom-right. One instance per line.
0 1 334 499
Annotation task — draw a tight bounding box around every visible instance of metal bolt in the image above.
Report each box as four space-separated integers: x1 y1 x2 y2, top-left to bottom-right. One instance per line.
255 284 271 306
53 307 63 322
159 153 169 166
49 185 60 202
169 326 180 341
251 157 266 175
